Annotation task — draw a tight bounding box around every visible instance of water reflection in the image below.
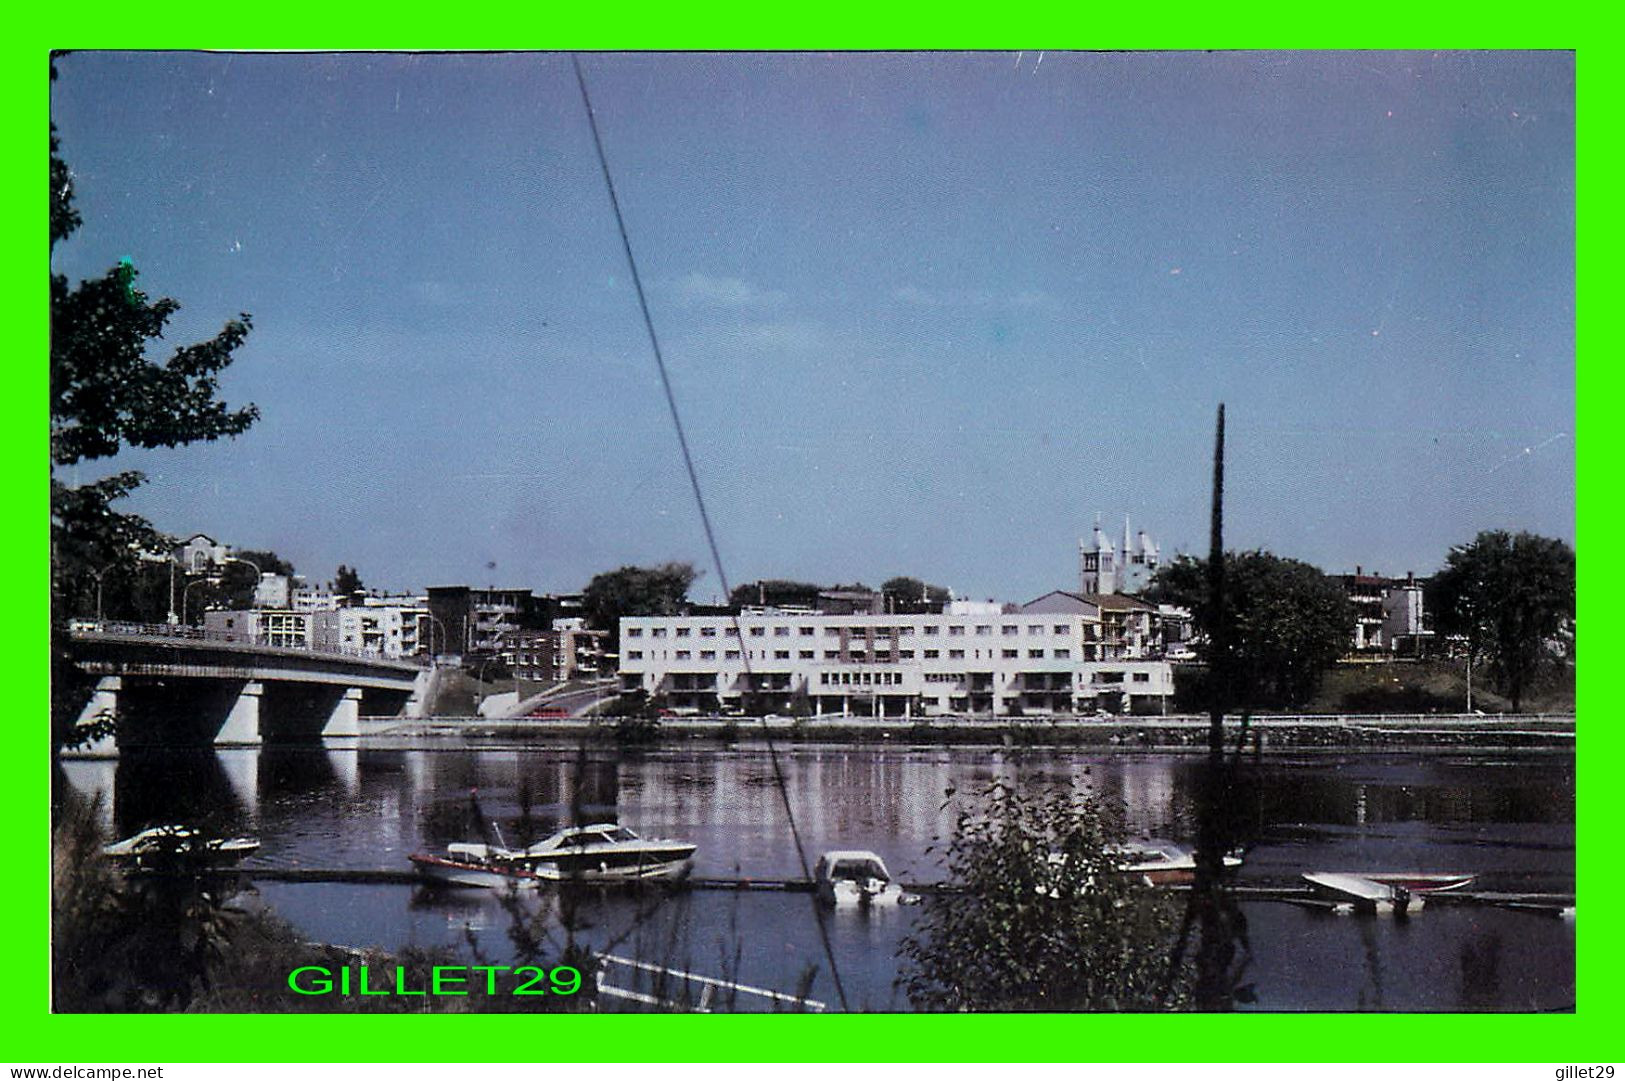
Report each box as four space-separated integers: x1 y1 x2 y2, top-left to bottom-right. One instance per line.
60 742 1575 1011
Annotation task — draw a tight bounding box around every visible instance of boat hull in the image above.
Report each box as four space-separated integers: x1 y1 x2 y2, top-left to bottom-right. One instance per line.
409 854 546 889
533 852 695 883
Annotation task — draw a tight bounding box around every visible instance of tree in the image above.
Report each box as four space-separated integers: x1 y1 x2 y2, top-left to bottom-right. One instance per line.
880 576 951 614
180 548 297 619
1148 550 1354 708
581 563 700 631
334 564 364 600
51 89 260 747
727 579 824 609
897 782 1191 1011
1428 530 1575 712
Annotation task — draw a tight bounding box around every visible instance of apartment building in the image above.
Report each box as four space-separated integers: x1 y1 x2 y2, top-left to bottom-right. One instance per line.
310 602 428 659
1019 590 1164 660
618 609 1174 718
203 608 313 649
1335 568 1433 656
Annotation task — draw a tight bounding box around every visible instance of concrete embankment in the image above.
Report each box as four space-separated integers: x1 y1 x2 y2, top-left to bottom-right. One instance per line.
359 712 1574 750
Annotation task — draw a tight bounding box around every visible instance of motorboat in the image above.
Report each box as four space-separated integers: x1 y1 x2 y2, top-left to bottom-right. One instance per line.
523 824 696 882
409 842 550 889
1304 870 1477 911
102 825 261 869
1109 839 1243 886
1350 871 1477 893
814 850 904 907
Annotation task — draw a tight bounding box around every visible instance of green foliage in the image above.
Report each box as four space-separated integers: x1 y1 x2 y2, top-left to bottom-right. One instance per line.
881 576 951 613
728 578 824 609
898 783 1191 1011
1149 550 1354 708
52 795 240 1011
1428 530 1575 712
611 716 662 746
335 564 364 598
50 115 259 746
582 562 699 631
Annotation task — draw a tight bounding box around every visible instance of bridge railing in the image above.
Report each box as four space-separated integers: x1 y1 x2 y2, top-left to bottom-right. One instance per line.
70 619 430 667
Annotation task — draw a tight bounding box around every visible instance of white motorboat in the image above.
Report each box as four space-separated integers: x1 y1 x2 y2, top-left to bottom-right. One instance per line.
814 850 904 907
523 824 696 882
1109 839 1243 885
102 825 261 868
1303 870 1478 912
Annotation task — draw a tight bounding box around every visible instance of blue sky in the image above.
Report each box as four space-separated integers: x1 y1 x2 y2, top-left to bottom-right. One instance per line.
50 51 1574 602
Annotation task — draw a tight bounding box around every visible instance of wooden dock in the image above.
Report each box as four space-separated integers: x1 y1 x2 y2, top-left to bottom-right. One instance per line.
237 867 1572 914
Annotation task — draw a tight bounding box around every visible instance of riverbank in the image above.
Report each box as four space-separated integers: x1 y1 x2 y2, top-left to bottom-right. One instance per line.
359 712 1575 750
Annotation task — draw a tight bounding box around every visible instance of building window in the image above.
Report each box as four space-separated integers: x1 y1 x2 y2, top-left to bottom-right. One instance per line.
1028 625 1044 635
1002 649 1018 658
949 649 965 659
851 652 867 662
775 627 791 637
775 650 790 660
1003 625 1018 636
626 627 643 637
1029 649 1044 658
1053 649 1070 659
924 625 940 635
800 626 815 636
725 626 739 636
1054 624 1069 635
651 628 667 638
675 650 691 659
825 627 841 637
799 650 814 659
949 626 965 636
976 625 992 636
1133 672 1151 683
701 650 716 659
825 650 839 659
676 627 691 637
701 626 716 637
897 626 914 635
924 649 940 659
750 627 765 637
627 650 643 660
899 649 915 659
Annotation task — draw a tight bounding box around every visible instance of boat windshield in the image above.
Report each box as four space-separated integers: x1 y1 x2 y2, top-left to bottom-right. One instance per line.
605 827 638 842
831 859 887 880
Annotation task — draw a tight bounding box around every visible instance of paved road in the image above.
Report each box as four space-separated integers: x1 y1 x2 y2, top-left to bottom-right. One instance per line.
521 682 618 718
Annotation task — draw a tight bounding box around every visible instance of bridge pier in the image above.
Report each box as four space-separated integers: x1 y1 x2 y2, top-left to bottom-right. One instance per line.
321 687 363 742
65 676 122 758
215 682 264 747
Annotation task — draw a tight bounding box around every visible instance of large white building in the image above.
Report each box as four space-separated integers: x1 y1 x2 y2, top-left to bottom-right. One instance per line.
203 608 312 649
311 602 427 659
618 608 1175 718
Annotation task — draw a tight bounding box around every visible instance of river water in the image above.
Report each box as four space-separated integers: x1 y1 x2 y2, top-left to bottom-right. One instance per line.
59 741 1575 1012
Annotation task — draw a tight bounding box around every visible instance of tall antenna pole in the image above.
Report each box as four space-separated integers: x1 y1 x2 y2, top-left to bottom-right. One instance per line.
1206 403 1227 755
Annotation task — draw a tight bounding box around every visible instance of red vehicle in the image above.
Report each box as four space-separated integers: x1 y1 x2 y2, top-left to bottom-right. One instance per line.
527 705 570 719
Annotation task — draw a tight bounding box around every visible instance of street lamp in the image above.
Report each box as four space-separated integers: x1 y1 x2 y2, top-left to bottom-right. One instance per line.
86 563 115 624
182 576 221 626
421 612 449 664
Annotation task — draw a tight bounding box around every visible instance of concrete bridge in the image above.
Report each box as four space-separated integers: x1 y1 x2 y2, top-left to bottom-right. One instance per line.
67 624 429 756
